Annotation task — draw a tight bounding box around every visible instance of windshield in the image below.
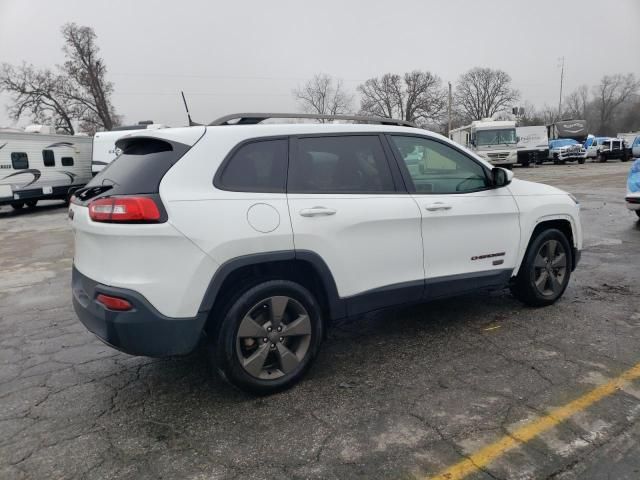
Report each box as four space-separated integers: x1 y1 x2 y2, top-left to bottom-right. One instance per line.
550 139 579 148
475 129 516 146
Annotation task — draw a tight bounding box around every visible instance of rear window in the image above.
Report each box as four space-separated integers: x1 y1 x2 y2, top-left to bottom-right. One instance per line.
80 138 189 201
61 156 74 166
217 139 288 193
11 152 28 169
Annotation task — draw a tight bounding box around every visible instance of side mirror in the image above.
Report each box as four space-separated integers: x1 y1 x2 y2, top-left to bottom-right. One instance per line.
492 167 513 188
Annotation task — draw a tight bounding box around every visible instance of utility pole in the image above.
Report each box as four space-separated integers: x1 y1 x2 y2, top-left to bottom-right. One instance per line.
558 56 565 121
447 81 452 137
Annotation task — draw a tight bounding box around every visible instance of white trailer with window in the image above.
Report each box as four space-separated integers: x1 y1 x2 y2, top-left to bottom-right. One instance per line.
449 119 518 168
0 126 92 209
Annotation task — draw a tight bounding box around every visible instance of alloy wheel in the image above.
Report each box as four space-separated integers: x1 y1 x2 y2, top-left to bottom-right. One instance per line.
235 296 312 380
532 239 567 297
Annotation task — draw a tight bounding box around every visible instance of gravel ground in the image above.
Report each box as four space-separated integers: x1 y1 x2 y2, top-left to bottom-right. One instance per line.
0 161 638 480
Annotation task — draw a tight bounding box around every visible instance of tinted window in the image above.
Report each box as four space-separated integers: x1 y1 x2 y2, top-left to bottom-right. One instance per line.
80 138 189 201
218 139 288 193
61 157 74 166
391 136 489 194
11 152 28 169
42 150 55 167
288 136 394 193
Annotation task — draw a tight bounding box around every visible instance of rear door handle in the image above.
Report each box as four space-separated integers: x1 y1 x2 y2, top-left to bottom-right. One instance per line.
425 202 453 212
299 206 337 217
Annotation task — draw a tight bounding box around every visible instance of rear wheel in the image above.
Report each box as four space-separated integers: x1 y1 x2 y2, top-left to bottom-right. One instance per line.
25 200 37 208
212 280 323 395
511 229 572 307
598 152 607 163
10 201 24 210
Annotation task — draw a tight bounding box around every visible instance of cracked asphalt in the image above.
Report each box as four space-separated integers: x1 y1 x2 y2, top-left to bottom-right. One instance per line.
1 161 639 480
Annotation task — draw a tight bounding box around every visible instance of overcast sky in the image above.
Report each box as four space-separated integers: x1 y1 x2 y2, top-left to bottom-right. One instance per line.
1 0 639 129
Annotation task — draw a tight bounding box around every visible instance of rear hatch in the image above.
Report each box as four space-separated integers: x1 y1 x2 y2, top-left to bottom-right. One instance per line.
69 127 215 318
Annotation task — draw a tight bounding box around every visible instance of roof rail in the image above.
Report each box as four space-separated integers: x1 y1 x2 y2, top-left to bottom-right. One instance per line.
209 113 417 128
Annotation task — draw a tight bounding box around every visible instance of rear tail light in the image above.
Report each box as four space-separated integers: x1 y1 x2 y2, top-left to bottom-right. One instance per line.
88 196 161 223
96 294 133 311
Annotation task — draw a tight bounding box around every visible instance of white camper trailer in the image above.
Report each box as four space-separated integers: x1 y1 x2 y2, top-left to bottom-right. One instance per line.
516 126 549 166
91 121 167 175
449 119 518 168
0 127 92 209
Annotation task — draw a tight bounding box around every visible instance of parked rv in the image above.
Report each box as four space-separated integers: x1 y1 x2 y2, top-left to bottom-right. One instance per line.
91 121 167 175
0 126 92 209
449 119 518 168
547 119 588 143
516 126 549 166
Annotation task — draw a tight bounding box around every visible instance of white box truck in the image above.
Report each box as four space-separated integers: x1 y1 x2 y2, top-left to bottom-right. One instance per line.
516 126 549 167
450 119 518 168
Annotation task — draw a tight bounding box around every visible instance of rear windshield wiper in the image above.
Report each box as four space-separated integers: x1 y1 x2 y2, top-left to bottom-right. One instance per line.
74 185 113 202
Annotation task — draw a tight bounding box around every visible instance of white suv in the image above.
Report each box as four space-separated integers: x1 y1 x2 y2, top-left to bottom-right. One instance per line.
70 113 583 394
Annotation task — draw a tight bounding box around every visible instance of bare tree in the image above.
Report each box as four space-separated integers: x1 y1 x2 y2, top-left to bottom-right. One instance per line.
293 74 353 119
454 67 519 120
60 23 118 132
358 71 446 126
0 63 76 134
0 23 118 134
564 85 590 119
592 73 640 134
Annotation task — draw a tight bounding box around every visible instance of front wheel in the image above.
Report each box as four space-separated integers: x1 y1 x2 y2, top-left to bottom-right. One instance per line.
25 199 37 208
578 158 586 164
598 152 607 163
10 201 24 210
511 229 572 307
212 280 324 395
636 210 640 219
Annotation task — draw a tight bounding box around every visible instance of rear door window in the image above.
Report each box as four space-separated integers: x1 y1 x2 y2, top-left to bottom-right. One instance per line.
216 139 288 193
288 135 395 193
11 152 29 169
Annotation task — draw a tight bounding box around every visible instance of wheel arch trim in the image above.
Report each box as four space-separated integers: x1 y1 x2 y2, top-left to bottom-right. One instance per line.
513 214 579 276
197 250 346 320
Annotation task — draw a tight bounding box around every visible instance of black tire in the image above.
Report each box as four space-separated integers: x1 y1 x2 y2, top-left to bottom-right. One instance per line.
636 210 640 219
10 201 24 210
598 152 606 163
212 280 323 395
578 157 585 165
25 199 37 208
511 228 572 307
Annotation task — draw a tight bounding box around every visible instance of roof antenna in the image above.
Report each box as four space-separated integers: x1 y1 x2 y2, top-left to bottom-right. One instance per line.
181 91 200 126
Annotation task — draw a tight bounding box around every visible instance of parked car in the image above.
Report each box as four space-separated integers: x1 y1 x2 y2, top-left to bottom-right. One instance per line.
594 137 628 162
548 138 586 164
627 159 640 219
632 135 640 158
69 113 583 394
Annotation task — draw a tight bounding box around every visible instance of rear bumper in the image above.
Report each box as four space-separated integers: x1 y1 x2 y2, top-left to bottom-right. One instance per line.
72 265 206 357
626 197 640 211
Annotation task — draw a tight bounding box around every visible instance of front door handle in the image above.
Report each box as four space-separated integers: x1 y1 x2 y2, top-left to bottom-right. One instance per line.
299 206 337 217
425 202 453 212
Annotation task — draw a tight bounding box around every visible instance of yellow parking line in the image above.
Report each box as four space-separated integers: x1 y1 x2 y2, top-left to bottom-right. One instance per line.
427 361 640 480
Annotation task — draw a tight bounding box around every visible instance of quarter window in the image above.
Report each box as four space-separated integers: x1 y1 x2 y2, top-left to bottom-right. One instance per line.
218 139 288 193
390 136 489 194
11 152 29 169
61 157 74 166
288 135 395 193
42 150 55 167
